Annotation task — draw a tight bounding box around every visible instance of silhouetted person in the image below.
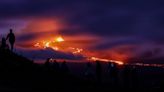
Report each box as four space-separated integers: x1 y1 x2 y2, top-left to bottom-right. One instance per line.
131 65 138 88
96 61 102 83
107 62 112 80
53 60 60 72
61 61 69 74
122 65 131 88
109 63 118 85
85 62 93 80
0 37 6 49
6 29 15 51
45 58 51 69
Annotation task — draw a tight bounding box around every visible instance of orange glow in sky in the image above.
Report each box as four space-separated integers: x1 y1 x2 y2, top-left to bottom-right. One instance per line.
25 19 126 64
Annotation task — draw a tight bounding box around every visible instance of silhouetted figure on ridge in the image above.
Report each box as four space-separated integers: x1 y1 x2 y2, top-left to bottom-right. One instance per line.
45 58 51 69
108 62 119 85
6 29 15 51
61 61 69 74
122 65 131 88
84 62 93 80
107 62 112 78
53 60 60 72
96 61 102 83
130 65 138 88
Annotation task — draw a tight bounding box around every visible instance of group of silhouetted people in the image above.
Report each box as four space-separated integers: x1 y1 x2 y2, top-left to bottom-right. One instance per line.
85 61 138 87
44 60 138 87
44 58 69 74
84 61 118 83
0 29 15 51
122 65 138 88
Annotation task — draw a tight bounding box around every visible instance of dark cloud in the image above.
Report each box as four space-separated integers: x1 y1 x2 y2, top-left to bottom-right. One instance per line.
0 0 164 38
90 37 142 50
17 32 39 42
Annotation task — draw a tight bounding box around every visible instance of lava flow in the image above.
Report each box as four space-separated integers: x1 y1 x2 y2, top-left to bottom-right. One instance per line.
34 36 83 54
88 57 124 65
34 35 124 65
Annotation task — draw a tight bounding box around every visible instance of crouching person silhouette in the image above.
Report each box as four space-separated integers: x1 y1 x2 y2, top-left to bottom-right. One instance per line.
1 37 7 49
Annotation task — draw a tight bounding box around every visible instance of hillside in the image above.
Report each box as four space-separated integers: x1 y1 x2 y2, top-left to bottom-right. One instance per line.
0 49 164 91
0 49 109 91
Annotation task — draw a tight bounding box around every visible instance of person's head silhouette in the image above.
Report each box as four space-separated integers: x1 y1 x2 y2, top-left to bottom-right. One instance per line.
10 29 13 33
87 62 91 67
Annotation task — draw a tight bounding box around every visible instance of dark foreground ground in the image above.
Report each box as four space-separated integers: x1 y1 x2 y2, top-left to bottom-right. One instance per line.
0 49 164 92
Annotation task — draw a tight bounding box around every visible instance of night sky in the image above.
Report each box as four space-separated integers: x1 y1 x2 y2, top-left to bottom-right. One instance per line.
0 0 164 63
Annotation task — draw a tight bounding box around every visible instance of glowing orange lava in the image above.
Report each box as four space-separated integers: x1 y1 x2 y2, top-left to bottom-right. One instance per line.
89 57 124 65
44 41 50 48
34 35 83 54
34 35 125 65
55 36 64 42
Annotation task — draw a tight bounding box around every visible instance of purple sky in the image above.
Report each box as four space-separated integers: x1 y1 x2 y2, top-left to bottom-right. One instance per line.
0 0 164 63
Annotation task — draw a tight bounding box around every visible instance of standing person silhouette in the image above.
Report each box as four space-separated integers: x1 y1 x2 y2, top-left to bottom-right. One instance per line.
61 61 69 74
6 29 15 51
96 61 102 83
85 62 93 80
